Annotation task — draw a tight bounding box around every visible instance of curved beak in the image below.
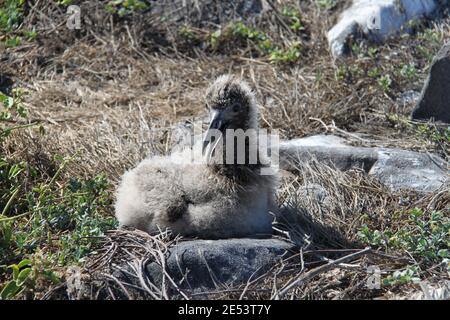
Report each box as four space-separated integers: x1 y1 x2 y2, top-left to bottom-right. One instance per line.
202 110 226 157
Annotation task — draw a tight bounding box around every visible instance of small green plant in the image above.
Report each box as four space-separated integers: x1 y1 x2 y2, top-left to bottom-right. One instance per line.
367 47 378 59
281 6 304 32
383 266 421 286
416 124 450 158
368 67 380 79
316 0 337 10
210 22 274 54
3 35 21 48
0 1 39 48
210 29 222 49
0 89 29 140
231 22 273 52
351 43 363 57
0 257 60 299
0 165 117 298
0 0 25 32
22 29 37 41
335 65 348 81
269 43 302 63
377 74 392 92
0 259 32 299
416 124 450 144
399 63 417 81
418 28 443 46
178 25 196 40
57 0 74 5
416 44 434 63
106 0 148 16
209 22 302 64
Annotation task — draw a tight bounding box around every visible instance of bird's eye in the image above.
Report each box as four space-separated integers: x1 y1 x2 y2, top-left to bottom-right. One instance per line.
232 103 240 112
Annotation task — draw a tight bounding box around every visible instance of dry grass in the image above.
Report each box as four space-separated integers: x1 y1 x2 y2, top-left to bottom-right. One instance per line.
1 0 449 300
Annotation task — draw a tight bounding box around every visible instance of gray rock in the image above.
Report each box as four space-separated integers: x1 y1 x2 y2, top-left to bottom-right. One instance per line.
369 148 448 192
279 135 449 192
146 238 294 291
412 42 450 123
279 135 378 172
397 90 421 107
328 0 440 57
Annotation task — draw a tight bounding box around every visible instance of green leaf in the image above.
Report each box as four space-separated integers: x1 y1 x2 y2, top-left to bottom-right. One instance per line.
17 259 32 269
438 249 449 258
16 268 32 286
9 264 19 280
0 281 21 299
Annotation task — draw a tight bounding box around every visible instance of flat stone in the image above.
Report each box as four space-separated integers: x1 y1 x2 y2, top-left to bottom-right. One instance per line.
279 135 378 172
279 135 448 192
328 0 440 57
412 42 450 123
146 238 294 291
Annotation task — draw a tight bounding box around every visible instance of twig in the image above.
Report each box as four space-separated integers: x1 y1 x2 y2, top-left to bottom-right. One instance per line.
273 247 372 299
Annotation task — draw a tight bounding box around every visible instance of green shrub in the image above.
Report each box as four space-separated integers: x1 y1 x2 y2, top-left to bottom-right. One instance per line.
359 208 449 286
0 0 25 32
0 91 117 299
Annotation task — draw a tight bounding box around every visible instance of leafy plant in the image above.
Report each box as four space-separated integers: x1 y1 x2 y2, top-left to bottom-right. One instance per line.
231 22 273 52
368 67 380 79
359 208 449 265
0 258 60 299
210 22 302 64
383 266 421 286
0 0 25 32
0 91 117 299
416 124 450 144
3 36 21 48
377 74 392 92
269 43 302 63
105 0 148 16
316 0 337 11
360 208 449 288
281 6 304 32
399 63 417 81
0 259 32 299
0 89 29 140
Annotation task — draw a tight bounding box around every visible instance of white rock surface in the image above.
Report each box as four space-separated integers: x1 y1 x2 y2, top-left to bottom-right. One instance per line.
328 0 440 57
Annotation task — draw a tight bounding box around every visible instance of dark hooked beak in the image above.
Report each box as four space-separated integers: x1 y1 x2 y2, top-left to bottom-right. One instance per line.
202 110 226 155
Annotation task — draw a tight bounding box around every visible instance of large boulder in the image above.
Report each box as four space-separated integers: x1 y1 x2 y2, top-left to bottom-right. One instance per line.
146 238 294 291
412 42 450 123
279 135 448 193
327 0 441 57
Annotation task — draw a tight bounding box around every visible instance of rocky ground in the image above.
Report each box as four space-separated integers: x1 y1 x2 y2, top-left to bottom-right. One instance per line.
0 0 449 300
